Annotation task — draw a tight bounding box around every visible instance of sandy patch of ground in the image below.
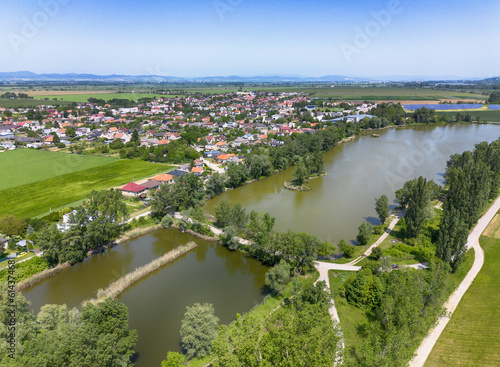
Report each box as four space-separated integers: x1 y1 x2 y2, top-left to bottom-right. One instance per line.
482 214 500 238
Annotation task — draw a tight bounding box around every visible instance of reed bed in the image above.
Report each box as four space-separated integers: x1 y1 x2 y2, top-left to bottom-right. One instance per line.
16 262 71 291
90 242 197 304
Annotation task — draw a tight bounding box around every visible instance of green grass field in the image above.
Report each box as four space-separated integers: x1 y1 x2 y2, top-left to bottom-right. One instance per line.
36 92 177 102
436 110 500 123
0 159 173 218
0 149 118 190
0 99 66 108
425 235 500 367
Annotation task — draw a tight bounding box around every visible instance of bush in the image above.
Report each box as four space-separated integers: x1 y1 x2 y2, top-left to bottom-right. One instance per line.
161 214 173 228
265 260 291 294
338 239 354 258
371 247 383 260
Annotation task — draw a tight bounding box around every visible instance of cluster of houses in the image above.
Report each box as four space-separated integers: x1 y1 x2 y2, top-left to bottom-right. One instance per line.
120 161 205 197
0 92 378 151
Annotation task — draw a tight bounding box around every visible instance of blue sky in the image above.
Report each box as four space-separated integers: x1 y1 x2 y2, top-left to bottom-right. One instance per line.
0 0 499 78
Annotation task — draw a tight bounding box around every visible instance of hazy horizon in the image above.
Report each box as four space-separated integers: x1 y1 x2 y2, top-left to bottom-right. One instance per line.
1 0 499 78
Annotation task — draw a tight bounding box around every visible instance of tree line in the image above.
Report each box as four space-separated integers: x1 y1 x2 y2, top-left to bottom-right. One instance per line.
437 140 500 271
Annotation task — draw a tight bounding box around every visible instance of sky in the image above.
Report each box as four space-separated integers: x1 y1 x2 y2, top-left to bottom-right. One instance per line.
0 0 499 78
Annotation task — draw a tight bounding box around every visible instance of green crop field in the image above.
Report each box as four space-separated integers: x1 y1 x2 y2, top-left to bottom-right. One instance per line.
436 110 500 123
0 149 118 190
425 234 500 367
0 159 173 218
28 92 176 103
0 99 65 108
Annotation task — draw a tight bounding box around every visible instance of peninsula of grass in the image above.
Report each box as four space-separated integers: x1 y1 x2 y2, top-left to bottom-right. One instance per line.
89 242 197 304
0 159 174 218
0 149 117 190
425 235 500 367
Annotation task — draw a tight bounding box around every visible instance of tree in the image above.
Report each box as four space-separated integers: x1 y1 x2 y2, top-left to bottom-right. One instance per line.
265 260 291 294
292 158 309 186
214 199 233 227
65 126 76 138
161 352 185 367
130 129 140 144
0 214 27 237
180 303 219 359
226 162 249 188
344 268 384 309
52 132 60 144
161 214 173 228
338 239 354 258
220 226 240 250
375 194 390 224
405 177 432 238
37 225 63 266
206 172 226 198
357 222 373 246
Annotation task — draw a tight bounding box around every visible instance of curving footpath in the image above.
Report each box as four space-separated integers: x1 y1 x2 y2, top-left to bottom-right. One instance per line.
409 195 500 367
348 210 405 265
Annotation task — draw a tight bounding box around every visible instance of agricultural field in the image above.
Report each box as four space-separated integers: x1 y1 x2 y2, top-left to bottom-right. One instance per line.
436 110 500 123
0 152 173 218
28 92 177 103
0 149 118 190
0 98 65 108
425 232 500 366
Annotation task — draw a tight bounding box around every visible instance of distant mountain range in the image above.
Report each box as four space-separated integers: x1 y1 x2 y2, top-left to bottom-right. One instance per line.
0 71 494 83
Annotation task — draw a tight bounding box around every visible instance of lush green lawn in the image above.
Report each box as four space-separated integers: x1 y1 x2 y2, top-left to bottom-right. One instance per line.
425 236 500 367
0 149 117 190
0 159 173 218
436 110 500 122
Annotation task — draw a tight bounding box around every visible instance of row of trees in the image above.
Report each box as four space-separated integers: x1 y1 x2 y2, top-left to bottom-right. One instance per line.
213 200 329 273
437 140 500 270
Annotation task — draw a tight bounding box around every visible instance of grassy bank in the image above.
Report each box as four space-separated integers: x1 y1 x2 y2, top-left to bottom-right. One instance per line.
0 256 49 283
89 242 197 304
15 261 71 291
425 235 500 366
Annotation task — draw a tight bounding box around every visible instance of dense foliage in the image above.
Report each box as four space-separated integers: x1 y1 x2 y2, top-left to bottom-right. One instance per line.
39 189 128 265
438 140 500 270
0 285 137 366
180 303 219 359
211 282 340 367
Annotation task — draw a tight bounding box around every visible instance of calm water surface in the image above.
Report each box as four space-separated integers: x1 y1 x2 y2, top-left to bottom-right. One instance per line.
23 229 269 367
205 124 500 244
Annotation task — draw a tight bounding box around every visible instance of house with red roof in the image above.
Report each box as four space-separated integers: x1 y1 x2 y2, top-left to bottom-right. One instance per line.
121 182 147 197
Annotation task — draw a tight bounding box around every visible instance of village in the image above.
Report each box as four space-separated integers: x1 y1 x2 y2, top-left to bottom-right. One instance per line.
0 91 376 156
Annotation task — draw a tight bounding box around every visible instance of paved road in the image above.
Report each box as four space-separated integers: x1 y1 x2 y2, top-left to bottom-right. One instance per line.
409 195 500 367
201 158 225 174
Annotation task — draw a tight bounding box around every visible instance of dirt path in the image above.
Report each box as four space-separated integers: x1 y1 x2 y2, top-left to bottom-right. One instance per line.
348 210 405 265
409 195 500 367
